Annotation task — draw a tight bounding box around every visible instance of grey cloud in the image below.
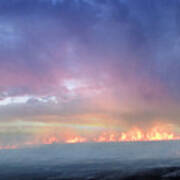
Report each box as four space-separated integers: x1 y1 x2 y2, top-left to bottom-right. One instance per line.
0 0 180 129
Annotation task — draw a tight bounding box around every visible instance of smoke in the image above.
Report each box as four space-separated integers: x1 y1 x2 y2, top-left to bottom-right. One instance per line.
0 0 180 145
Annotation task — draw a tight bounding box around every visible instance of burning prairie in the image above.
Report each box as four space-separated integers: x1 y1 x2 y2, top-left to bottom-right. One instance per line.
0 125 180 150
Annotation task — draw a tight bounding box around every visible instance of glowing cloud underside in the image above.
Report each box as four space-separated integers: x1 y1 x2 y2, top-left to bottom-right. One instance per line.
0 1 180 150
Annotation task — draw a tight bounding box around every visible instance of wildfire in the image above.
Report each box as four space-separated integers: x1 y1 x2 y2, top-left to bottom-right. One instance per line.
65 136 87 143
0 126 179 150
94 127 175 142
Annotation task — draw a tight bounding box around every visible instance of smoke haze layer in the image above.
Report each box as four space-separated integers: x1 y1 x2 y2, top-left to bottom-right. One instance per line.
0 0 180 146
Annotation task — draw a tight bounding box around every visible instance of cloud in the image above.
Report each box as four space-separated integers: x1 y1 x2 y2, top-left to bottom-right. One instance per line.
0 95 58 106
0 0 180 145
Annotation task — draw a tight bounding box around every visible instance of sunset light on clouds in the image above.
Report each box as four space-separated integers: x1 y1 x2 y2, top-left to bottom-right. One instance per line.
1 0 180 149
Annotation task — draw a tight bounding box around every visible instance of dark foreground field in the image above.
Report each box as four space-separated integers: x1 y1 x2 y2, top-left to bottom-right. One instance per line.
0 141 180 180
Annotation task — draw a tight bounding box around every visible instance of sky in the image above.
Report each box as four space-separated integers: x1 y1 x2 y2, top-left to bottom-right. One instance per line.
1 0 180 147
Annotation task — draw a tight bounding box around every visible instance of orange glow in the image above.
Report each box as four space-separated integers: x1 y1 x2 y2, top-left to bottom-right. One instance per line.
0 126 180 150
65 136 87 143
94 127 176 142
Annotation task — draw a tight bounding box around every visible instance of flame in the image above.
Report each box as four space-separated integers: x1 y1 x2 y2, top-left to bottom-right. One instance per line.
94 127 176 142
65 136 87 143
0 126 179 150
